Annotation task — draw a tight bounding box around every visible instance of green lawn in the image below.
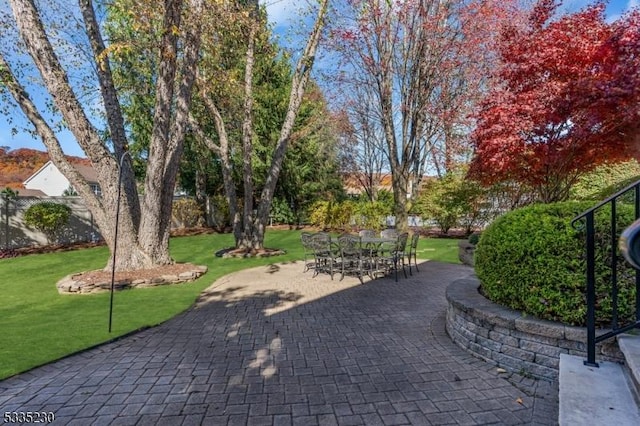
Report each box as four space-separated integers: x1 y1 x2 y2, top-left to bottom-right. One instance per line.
0 230 459 379
416 236 461 264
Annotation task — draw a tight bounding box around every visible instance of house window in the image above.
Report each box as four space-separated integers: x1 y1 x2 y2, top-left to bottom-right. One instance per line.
90 184 102 197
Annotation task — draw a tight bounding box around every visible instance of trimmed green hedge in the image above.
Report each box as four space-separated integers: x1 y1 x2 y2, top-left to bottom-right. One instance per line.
570 160 640 201
23 202 72 244
475 201 637 326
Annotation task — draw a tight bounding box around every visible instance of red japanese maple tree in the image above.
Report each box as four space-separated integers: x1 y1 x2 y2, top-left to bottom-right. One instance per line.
469 0 640 202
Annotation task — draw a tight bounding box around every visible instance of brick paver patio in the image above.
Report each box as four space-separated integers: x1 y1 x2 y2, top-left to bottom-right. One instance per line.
0 261 558 425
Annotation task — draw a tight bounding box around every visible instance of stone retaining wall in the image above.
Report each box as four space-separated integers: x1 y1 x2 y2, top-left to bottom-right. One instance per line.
446 277 623 381
457 240 475 266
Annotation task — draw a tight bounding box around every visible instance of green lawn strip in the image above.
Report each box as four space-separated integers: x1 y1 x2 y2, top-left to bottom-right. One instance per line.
417 237 462 264
0 230 457 379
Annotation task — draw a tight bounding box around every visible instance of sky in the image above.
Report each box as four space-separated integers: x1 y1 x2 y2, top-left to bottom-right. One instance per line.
0 0 637 158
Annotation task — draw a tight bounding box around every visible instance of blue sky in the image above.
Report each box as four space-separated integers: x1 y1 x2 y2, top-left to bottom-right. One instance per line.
0 0 637 158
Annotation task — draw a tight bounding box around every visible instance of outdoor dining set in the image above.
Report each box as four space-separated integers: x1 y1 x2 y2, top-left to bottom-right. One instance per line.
300 229 420 283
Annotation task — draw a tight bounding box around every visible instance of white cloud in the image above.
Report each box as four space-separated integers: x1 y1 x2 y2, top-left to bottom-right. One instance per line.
261 0 301 27
558 0 637 23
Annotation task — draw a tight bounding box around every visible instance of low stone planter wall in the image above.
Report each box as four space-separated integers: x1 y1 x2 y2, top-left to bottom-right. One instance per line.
446 277 623 381
458 240 475 266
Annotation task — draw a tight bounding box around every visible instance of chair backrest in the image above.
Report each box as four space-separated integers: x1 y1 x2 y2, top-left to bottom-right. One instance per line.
409 233 419 251
359 229 376 238
396 232 409 252
337 234 361 257
380 229 398 239
310 232 331 253
301 232 314 249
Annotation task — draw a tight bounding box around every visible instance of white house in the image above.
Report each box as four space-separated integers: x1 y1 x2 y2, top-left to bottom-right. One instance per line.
23 161 101 196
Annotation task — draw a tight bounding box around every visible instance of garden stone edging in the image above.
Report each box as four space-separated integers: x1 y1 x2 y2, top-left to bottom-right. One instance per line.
56 264 208 294
445 277 623 381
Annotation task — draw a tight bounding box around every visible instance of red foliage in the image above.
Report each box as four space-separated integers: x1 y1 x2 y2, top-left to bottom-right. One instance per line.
0 148 49 188
0 147 89 189
469 1 640 202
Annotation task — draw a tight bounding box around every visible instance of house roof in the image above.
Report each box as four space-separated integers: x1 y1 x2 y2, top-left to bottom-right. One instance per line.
342 172 434 195
15 188 46 197
23 161 98 186
72 163 99 183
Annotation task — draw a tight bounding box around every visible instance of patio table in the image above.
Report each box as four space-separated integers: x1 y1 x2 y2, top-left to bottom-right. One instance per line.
360 236 397 255
362 234 408 282
305 234 404 282
360 237 396 244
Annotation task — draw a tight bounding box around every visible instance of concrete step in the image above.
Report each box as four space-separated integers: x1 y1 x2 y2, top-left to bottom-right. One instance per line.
618 333 640 399
559 353 640 425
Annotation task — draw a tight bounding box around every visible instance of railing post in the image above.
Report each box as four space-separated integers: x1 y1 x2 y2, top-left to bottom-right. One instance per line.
636 186 640 323
575 179 640 368
108 151 131 333
611 201 618 329
585 211 598 367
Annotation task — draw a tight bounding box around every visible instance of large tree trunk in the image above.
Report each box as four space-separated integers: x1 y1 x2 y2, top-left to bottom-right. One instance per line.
376 29 412 234
6 0 202 271
238 9 258 250
138 0 183 264
252 0 329 248
140 0 202 263
191 0 328 252
190 88 241 243
391 173 409 233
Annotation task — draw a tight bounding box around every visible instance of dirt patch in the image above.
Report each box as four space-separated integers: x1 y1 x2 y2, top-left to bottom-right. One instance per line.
13 241 107 256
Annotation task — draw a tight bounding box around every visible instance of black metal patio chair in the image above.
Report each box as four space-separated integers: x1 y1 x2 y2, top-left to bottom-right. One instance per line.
336 234 370 284
310 232 339 279
300 232 315 272
373 232 408 282
406 233 420 275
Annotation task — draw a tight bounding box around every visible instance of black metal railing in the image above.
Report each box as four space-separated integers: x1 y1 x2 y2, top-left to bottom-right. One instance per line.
572 179 640 367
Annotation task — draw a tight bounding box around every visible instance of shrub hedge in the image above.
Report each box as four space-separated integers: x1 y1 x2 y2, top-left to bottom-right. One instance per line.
23 202 72 244
570 160 640 201
171 198 203 228
475 201 637 327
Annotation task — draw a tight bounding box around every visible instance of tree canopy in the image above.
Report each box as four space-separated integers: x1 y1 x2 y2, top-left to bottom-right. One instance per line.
188 0 330 250
469 0 640 202
327 0 523 231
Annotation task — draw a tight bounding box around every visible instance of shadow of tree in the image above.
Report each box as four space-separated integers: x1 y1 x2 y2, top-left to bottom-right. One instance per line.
0 262 551 425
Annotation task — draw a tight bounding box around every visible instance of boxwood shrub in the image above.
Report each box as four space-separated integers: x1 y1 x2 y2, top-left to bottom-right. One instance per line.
475 201 637 327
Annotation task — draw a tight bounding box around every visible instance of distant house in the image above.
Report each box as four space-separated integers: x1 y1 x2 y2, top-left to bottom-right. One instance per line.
342 172 393 197
342 172 433 198
23 161 101 197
